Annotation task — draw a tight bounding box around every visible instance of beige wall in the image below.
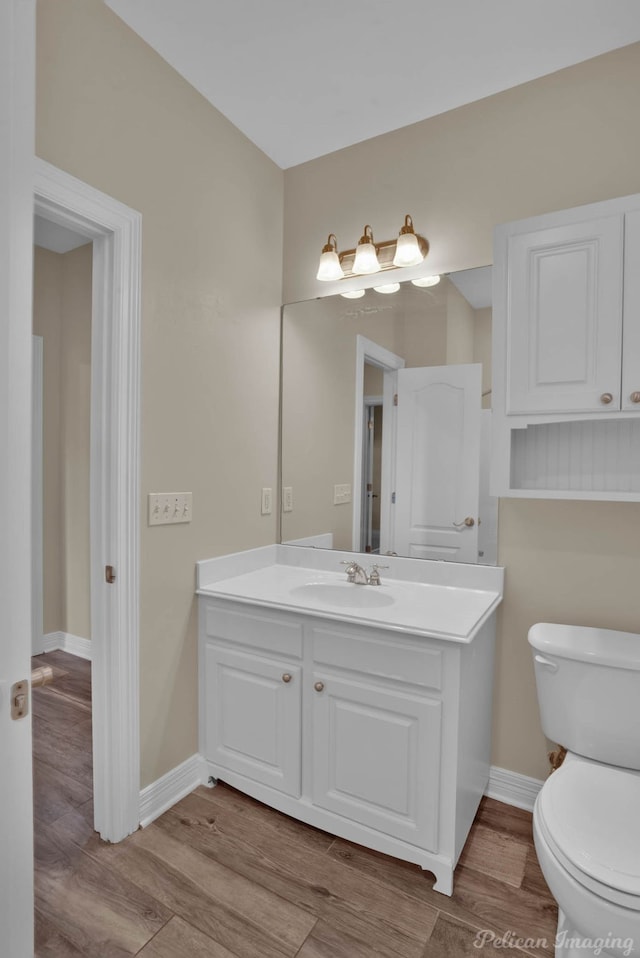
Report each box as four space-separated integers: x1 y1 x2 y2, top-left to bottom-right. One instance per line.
36 0 284 786
60 244 92 640
283 43 640 781
33 247 63 635
33 243 92 640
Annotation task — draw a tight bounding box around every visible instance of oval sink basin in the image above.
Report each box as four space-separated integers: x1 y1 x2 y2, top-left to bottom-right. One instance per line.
290 582 395 609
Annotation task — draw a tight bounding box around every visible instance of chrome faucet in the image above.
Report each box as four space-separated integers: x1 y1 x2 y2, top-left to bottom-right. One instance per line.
341 561 389 585
341 560 369 584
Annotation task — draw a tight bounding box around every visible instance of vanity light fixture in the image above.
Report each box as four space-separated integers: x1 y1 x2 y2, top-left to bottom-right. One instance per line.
392 215 424 268
352 225 381 275
340 288 366 299
316 214 429 282
316 233 345 281
374 283 401 294
411 274 441 288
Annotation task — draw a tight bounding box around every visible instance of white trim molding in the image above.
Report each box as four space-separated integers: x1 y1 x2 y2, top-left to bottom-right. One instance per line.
35 632 93 661
139 755 208 828
34 158 142 843
485 765 544 812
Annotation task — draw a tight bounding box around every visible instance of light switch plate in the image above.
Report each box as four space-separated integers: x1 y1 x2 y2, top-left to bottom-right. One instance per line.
282 486 293 512
261 487 273 515
333 483 352 505
148 492 192 525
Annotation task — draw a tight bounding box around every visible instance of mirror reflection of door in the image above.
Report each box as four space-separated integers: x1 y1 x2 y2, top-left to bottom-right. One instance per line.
361 362 385 552
391 363 482 562
361 399 383 553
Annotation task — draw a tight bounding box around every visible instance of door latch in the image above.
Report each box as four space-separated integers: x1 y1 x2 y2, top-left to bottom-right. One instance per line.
105 565 116 584
11 680 28 720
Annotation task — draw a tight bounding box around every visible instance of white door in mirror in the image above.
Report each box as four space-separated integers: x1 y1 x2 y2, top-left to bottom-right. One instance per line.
392 364 481 562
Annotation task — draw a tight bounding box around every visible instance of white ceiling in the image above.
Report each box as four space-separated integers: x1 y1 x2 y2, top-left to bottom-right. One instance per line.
105 0 640 169
33 215 92 254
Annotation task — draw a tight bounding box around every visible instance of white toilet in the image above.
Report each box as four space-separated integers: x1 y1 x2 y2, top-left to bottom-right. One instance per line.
529 623 640 958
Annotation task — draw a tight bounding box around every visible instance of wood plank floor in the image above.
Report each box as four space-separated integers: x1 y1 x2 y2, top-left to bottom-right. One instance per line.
33 651 559 957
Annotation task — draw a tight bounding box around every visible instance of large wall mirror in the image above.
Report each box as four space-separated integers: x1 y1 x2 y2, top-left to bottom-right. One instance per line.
280 266 497 565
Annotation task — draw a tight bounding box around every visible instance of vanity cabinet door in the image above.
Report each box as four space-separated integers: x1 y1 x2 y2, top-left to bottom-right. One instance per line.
204 644 302 798
310 673 442 850
505 214 624 415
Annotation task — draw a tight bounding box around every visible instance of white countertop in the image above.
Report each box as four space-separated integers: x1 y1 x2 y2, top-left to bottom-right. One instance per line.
197 545 503 643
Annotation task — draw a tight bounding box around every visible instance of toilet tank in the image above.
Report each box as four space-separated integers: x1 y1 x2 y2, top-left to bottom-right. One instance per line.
528 623 640 770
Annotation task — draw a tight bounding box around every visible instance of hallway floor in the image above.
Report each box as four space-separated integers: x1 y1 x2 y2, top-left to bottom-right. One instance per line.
33 651 558 957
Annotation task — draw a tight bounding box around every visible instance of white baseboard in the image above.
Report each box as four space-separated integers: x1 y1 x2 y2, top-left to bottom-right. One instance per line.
139 754 206 829
35 631 92 660
486 765 544 812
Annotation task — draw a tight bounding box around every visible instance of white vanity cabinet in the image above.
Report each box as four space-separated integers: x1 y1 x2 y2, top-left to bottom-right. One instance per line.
492 192 640 499
199 588 497 897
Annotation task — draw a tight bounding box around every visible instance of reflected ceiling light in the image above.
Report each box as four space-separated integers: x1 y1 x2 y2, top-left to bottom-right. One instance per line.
411 274 441 288
340 289 366 299
315 233 344 281
374 283 400 294
316 214 429 283
392 215 424 268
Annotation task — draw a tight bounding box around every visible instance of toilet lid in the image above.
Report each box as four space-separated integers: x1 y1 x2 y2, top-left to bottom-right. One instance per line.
538 757 640 899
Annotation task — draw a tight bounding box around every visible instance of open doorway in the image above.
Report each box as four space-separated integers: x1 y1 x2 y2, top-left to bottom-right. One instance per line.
33 158 142 844
31 224 95 855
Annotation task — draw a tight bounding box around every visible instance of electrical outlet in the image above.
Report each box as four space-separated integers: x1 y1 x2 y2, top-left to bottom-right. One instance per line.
282 486 293 512
333 483 352 505
261 487 273 515
148 492 193 525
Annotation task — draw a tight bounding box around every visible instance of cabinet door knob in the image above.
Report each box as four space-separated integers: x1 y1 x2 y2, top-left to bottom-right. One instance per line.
600 392 614 405
314 681 325 692
631 391 640 404
282 673 292 683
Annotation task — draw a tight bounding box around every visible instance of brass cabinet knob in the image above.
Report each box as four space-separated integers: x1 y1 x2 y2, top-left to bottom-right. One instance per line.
314 681 325 692
631 391 640 404
282 673 292 683
600 392 614 405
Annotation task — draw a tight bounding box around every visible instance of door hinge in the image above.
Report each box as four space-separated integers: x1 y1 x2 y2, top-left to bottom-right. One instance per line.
391 492 396 504
11 680 28 720
393 393 398 406
105 564 116 584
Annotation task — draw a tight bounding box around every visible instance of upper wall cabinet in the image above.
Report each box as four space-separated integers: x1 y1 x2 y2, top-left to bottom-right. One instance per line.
492 194 640 500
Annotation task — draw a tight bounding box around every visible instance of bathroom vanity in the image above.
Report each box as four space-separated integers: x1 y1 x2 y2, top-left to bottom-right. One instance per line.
197 545 503 895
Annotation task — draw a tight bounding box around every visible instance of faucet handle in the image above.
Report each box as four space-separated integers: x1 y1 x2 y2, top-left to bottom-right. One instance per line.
340 559 358 582
368 563 389 585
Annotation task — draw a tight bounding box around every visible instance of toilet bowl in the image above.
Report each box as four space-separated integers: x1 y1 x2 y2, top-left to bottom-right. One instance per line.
533 752 640 956
528 624 640 958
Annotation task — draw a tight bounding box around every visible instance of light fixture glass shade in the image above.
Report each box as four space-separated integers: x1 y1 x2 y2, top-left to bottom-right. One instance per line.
316 249 344 281
352 243 381 274
374 283 400 294
411 274 441 288
340 289 366 299
393 231 424 268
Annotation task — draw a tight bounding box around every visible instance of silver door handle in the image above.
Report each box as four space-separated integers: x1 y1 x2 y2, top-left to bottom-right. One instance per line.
453 517 475 528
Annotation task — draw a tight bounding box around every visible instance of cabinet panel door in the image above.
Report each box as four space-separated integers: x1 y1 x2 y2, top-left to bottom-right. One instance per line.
205 644 301 797
622 209 640 411
506 215 623 414
311 674 441 850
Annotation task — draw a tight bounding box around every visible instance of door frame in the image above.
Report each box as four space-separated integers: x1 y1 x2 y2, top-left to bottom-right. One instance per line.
32 335 44 653
352 336 404 553
34 158 142 842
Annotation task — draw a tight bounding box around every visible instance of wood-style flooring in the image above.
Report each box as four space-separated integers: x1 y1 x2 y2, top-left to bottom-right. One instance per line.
33 650 558 957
